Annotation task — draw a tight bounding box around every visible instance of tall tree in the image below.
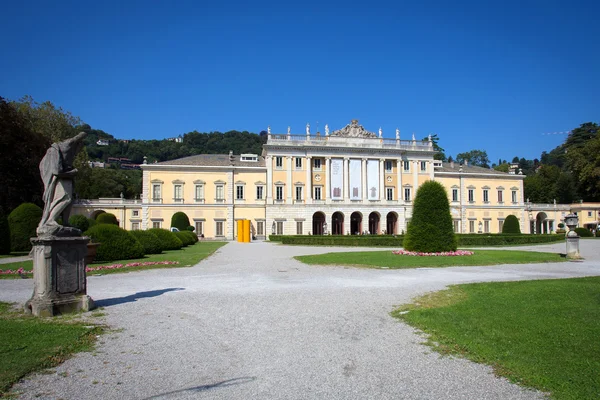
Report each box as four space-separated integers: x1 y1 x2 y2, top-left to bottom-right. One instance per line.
456 149 490 168
421 134 446 161
566 134 600 201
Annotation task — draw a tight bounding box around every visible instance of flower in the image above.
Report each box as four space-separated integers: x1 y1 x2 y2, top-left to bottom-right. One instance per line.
392 250 474 257
85 260 179 272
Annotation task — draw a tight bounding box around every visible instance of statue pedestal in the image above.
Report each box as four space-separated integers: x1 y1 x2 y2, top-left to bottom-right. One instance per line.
566 235 581 259
25 237 94 317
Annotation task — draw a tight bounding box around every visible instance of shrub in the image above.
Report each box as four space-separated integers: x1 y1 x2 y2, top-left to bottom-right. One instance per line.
8 203 43 252
148 228 183 251
87 218 97 229
575 227 593 237
83 224 144 262
502 215 521 234
186 226 195 232
129 230 163 254
181 230 198 243
0 210 10 255
175 231 193 246
68 214 89 232
403 181 457 252
171 212 191 231
96 212 119 225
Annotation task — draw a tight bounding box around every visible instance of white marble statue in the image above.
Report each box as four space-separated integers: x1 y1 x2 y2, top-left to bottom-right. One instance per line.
412 133 416 141
287 126 291 134
396 128 400 140
267 126 271 135
325 124 329 136
306 123 310 135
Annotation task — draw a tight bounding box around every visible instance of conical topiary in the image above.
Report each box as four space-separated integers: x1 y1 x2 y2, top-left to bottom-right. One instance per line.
502 215 521 234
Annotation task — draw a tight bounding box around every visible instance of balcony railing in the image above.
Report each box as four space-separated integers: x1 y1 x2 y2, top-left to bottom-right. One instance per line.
267 135 433 151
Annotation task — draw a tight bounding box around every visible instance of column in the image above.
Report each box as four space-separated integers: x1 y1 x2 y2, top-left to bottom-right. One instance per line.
343 157 349 202
362 158 367 202
429 160 434 180
266 156 273 203
325 157 331 204
397 158 403 204
306 156 312 204
379 159 385 201
286 156 293 203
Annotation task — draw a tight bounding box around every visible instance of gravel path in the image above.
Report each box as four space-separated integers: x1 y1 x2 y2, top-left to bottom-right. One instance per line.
1 240 599 399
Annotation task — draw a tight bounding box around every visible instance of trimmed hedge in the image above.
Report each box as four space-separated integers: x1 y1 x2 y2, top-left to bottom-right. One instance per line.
575 227 593 237
68 214 89 232
0 211 10 255
171 212 191 231
129 230 163 254
87 218 97 229
148 228 183 251
174 231 193 246
84 224 144 262
502 215 521 234
457 234 564 246
8 203 43 252
180 230 199 243
96 212 119 225
403 181 457 252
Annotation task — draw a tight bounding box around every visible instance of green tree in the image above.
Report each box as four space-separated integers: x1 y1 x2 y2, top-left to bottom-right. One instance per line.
502 215 521 234
566 134 600 201
96 213 119 225
456 150 490 168
403 181 457 252
422 134 446 161
8 203 43 251
171 212 191 231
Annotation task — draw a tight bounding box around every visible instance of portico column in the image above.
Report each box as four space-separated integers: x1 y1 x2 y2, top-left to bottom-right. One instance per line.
266 156 273 203
325 157 331 204
379 159 385 201
397 158 403 204
306 156 312 204
343 157 349 202
286 156 292 203
362 158 367 201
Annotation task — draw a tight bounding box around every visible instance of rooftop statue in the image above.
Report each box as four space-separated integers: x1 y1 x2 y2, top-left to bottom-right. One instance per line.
37 132 87 238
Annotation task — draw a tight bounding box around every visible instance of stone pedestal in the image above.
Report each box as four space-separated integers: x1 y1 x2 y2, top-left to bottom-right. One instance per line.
25 237 95 317
566 235 580 259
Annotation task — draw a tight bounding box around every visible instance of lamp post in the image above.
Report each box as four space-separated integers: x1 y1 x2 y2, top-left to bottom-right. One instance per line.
564 213 580 259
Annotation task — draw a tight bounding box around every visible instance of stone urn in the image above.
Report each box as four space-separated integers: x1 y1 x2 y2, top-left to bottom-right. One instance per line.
85 242 101 266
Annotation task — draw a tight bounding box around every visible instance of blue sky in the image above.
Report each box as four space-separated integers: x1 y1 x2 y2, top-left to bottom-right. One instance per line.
2 0 598 163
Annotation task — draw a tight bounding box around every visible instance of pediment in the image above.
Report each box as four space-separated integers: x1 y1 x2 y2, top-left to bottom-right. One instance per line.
331 120 377 138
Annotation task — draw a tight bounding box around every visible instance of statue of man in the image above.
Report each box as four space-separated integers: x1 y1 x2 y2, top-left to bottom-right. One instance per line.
306 123 310 135
287 126 291 134
396 128 400 140
325 124 329 136
37 132 87 238
268 126 271 135
379 127 383 138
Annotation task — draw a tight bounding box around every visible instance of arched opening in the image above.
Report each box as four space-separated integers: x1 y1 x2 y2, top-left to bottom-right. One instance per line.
368 212 380 234
350 212 362 235
536 212 548 234
386 212 398 234
91 210 106 220
332 212 344 235
312 212 326 235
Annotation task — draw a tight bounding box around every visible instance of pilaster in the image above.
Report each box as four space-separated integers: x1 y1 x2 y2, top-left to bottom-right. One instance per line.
379 159 385 201
306 156 312 205
266 156 273 203
325 157 331 204
286 156 293 203
397 158 403 204
361 158 367 202
343 157 349 202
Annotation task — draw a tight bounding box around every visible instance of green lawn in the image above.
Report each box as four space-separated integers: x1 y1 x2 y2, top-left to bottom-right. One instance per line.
0 241 227 278
0 302 103 395
294 249 565 269
392 277 600 399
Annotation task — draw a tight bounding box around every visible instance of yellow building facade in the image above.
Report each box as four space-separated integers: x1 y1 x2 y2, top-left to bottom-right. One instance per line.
73 120 599 239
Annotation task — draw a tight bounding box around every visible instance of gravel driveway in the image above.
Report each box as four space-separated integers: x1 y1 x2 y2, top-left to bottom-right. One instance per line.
2 240 599 399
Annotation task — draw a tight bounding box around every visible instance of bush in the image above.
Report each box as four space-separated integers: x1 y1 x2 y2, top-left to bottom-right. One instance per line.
148 228 183 251
502 215 521 234
181 230 198 243
171 212 191 231
129 230 163 254
87 218 97 229
68 214 89 232
96 212 119 225
575 227 593 237
175 231 194 246
403 181 457 252
457 234 564 246
0 210 10 255
83 224 144 262
8 203 43 252
186 226 195 232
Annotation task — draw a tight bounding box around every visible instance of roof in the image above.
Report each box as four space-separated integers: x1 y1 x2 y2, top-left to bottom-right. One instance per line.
436 162 516 176
152 154 265 168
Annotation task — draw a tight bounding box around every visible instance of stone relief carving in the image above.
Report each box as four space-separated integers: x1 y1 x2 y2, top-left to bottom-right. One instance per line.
330 120 377 138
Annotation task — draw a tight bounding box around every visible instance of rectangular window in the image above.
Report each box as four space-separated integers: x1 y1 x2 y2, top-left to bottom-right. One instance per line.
295 157 302 169
275 157 283 168
131 222 140 230
385 160 392 172
132 210 139 217
256 186 264 200
236 185 244 200
216 221 224 236
512 190 517 203
588 211 593 217
498 190 503 203
469 220 475 233
276 186 283 200
195 221 204 235
483 189 489 203
152 184 161 201
386 187 393 200
216 185 224 201
452 189 458 202
484 220 490 233
256 221 264 236
195 185 204 201
296 221 303 235
296 186 303 201
276 221 283 235
468 189 474 202
453 220 460 233
174 184 182 201
403 161 410 172
314 158 322 170
499 220 504 232
152 221 161 229
420 161 427 172
314 186 322 200
404 188 411 202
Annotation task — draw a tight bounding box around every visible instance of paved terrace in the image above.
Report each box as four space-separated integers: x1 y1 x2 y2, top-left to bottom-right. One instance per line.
1 241 599 399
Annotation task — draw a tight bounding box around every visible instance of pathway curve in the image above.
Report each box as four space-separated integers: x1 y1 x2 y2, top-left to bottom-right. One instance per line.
1 241 599 399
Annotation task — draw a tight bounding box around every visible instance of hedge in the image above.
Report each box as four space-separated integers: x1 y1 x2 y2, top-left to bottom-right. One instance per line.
129 230 163 254
96 212 119 225
180 230 199 243
575 227 593 237
174 231 193 246
171 212 191 231
148 228 183 251
0 211 10 255
84 224 144 261
68 214 90 232
8 203 43 252
502 215 521 234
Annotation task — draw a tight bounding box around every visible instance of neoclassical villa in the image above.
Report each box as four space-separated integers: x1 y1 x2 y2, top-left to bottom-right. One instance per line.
73 120 599 240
